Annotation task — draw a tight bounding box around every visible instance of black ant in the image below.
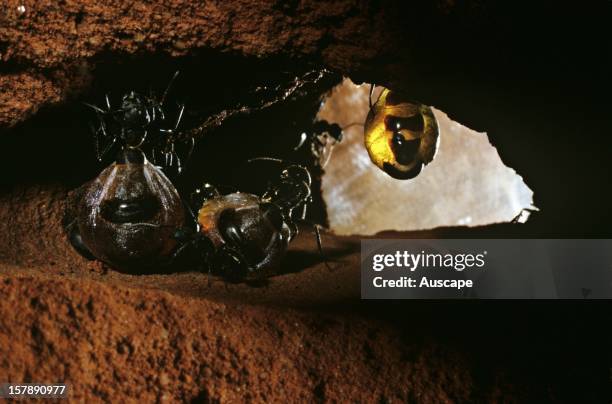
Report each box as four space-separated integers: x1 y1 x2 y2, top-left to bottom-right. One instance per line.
293 120 343 168
175 159 329 283
66 72 337 277
65 72 190 273
86 71 193 174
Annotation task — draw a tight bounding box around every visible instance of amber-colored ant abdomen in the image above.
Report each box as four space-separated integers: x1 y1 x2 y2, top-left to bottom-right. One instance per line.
364 88 439 180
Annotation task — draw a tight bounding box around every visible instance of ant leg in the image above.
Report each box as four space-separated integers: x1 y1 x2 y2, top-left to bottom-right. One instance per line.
87 106 111 161
368 84 384 109
134 130 149 149
511 207 539 224
164 143 184 174
174 151 183 174
206 261 213 287
99 119 109 138
163 147 183 174
91 123 102 160
177 138 195 174
66 219 95 260
169 227 199 271
157 106 191 173
84 102 107 114
174 104 185 130
170 238 192 263
295 219 334 271
93 118 116 161
164 150 173 168
151 146 161 166
160 71 180 106
247 156 285 164
297 202 308 220
96 136 117 162
215 245 251 283
153 148 169 169
171 227 217 278
184 137 195 167
85 97 118 161
312 223 334 271
284 219 299 241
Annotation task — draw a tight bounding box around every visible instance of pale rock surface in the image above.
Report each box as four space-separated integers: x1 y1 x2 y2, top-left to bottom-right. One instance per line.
318 79 534 235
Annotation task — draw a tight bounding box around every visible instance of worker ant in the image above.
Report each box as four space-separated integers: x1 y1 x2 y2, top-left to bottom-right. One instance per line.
294 120 343 168
66 71 336 278
177 159 329 283
65 72 190 273
86 71 193 174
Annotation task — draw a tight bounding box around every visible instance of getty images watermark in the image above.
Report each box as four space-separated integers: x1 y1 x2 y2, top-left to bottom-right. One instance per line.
361 239 612 299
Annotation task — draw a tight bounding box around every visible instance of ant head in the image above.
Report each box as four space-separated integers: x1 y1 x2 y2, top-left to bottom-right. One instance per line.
280 164 312 188
311 121 343 143
263 164 312 214
117 91 154 129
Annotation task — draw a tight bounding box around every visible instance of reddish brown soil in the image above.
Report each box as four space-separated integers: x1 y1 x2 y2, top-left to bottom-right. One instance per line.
0 185 459 402
0 185 603 402
0 0 419 128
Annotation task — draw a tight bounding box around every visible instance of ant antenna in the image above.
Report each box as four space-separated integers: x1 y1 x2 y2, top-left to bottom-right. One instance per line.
342 122 364 130
247 157 285 165
160 70 180 106
83 102 106 114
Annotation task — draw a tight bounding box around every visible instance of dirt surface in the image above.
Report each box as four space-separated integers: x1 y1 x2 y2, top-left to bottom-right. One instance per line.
0 185 472 402
0 0 409 128
0 185 606 402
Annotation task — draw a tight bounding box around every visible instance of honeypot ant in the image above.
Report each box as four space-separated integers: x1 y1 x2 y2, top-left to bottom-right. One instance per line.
174 158 330 283
65 72 190 273
288 83 439 180
364 85 440 180
67 71 336 278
